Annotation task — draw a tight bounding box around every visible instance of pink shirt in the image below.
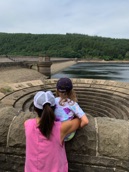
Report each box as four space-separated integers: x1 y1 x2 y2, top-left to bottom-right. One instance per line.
24 119 68 172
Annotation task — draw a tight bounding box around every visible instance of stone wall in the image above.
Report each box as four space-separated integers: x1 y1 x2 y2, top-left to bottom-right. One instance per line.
0 62 30 69
0 79 129 172
0 107 128 172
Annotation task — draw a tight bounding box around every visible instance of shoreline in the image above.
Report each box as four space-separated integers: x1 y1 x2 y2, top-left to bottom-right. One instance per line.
0 59 129 98
78 60 129 63
0 61 77 97
51 61 77 74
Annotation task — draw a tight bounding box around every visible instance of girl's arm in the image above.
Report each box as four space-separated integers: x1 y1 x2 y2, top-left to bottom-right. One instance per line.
80 114 89 128
70 102 89 128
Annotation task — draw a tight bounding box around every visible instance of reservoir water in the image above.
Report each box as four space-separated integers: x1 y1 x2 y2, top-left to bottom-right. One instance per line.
51 62 129 83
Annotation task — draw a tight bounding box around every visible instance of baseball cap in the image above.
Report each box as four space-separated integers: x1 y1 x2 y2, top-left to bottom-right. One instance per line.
56 77 73 92
34 91 55 109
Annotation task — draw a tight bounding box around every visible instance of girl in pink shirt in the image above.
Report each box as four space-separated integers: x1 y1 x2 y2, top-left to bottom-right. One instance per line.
24 91 85 172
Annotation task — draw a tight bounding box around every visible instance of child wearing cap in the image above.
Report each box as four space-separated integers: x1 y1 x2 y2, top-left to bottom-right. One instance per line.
55 77 89 141
24 91 84 172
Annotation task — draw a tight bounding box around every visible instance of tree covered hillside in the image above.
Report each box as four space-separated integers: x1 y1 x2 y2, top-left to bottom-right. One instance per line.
0 32 129 60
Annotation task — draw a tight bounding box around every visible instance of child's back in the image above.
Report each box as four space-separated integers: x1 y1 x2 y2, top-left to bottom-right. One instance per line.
55 97 85 122
55 78 89 141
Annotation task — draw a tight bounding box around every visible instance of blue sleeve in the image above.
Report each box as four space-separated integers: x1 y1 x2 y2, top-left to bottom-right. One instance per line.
70 102 85 118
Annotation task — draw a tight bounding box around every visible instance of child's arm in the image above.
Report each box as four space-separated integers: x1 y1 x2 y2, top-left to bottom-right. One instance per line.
70 102 89 127
80 114 89 128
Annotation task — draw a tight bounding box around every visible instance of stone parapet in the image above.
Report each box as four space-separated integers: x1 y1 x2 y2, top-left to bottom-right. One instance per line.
0 79 129 172
0 61 27 68
0 109 128 172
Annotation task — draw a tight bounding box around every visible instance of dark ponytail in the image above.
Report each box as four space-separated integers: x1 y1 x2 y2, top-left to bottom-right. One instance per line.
37 103 55 139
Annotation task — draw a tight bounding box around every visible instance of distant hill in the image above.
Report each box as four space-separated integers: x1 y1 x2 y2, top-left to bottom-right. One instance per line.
0 32 129 61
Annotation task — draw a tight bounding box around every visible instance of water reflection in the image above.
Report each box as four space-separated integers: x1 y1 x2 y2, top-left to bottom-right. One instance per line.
51 62 129 83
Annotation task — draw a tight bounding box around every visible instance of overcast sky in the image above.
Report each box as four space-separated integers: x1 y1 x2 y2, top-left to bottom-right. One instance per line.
0 0 129 39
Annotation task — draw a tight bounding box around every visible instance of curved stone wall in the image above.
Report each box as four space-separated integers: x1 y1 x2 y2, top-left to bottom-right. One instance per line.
0 79 129 172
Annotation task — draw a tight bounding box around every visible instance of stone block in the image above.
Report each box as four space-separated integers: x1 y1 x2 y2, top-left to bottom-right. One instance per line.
66 115 96 156
97 117 129 160
8 112 36 147
0 106 17 146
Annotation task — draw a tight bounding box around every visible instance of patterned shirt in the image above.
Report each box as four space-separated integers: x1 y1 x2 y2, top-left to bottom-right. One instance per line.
55 97 85 122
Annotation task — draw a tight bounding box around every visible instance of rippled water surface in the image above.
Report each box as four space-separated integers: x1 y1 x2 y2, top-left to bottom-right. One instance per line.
51 62 129 83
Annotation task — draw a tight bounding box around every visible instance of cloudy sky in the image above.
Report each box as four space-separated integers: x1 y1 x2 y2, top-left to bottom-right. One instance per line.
0 0 129 39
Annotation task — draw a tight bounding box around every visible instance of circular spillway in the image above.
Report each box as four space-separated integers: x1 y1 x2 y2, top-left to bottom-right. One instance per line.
1 78 129 120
